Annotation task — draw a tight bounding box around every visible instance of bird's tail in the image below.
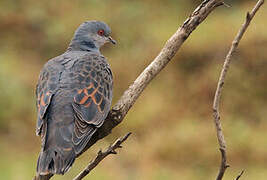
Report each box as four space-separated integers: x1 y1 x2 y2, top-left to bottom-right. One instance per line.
37 147 76 175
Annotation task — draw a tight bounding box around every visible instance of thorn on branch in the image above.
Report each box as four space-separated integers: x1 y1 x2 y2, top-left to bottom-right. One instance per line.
246 12 251 21
215 2 225 8
235 170 245 180
222 2 231 8
97 150 102 155
110 150 117 154
219 82 224 88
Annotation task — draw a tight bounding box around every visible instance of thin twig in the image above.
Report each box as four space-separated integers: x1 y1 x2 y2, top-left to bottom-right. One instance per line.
235 170 245 180
73 133 131 180
222 2 231 8
212 1 264 180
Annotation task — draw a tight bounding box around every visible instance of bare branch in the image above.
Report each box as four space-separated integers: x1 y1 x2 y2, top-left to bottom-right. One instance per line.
73 133 131 180
82 0 225 155
212 1 264 180
235 170 245 180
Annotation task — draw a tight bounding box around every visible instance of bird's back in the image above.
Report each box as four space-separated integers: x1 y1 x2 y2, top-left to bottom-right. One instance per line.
36 51 113 175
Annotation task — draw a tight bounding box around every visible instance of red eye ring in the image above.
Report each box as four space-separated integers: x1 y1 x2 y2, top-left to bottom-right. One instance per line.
98 29 104 36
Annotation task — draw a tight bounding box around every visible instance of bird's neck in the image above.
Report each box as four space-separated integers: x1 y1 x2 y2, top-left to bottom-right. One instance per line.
67 39 100 53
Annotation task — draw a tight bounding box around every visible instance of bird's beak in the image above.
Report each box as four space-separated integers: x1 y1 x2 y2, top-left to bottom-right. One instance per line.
108 36 117 45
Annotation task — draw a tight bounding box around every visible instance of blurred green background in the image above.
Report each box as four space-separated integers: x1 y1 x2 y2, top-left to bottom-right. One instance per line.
0 0 266 179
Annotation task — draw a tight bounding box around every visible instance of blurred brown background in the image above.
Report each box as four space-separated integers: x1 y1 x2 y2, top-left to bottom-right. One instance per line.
0 0 266 179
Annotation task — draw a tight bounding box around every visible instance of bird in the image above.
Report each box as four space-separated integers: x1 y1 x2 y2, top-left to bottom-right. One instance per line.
35 20 116 176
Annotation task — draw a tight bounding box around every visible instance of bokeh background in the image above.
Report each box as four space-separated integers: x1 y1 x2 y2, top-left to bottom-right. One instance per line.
0 0 266 179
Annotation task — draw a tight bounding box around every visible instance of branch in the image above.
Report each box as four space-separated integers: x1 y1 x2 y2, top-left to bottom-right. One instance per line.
82 0 225 155
35 0 225 179
73 133 131 180
212 1 264 180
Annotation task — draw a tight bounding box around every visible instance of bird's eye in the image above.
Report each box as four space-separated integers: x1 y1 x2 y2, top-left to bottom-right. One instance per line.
97 29 105 36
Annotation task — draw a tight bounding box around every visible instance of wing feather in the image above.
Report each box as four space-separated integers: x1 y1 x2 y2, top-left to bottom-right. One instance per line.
36 59 61 137
71 54 112 154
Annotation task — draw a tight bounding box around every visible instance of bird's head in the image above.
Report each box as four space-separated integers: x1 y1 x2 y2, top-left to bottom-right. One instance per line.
68 20 116 52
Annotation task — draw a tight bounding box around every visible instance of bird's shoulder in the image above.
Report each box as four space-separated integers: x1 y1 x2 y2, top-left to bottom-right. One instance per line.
73 52 111 70
68 51 113 83
37 54 67 92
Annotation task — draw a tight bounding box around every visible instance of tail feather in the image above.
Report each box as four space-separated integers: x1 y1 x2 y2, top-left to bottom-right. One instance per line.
37 148 75 175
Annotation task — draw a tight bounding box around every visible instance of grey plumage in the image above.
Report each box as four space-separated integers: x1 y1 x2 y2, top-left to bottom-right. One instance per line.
36 21 115 175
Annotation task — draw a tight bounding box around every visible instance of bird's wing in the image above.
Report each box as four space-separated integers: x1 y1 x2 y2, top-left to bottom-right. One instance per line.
71 54 113 153
36 59 61 137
